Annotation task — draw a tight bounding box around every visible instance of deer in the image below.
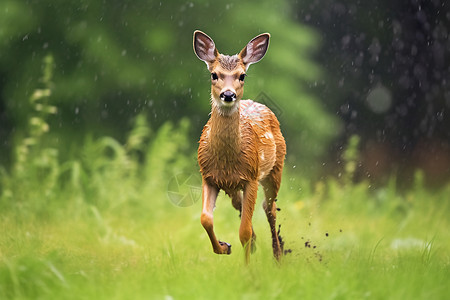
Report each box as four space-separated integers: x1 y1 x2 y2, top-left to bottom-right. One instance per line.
193 30 286 263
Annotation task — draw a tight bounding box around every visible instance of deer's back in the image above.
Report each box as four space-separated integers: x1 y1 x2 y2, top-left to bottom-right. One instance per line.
240 100 285 181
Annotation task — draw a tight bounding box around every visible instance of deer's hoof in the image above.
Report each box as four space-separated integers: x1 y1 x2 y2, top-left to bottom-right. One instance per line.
218 241 232 254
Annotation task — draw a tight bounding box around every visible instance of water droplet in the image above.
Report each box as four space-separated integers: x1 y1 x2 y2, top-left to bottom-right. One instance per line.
366 85 392 114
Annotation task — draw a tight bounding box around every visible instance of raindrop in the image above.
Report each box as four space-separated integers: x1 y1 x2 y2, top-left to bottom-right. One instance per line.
340 103 350 114
366 85 392 114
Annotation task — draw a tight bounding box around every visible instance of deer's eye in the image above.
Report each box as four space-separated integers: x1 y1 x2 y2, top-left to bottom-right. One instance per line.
211 73 218 81
239 74 246 82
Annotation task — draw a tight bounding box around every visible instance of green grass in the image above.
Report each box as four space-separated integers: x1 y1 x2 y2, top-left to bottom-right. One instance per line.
1 176 449 300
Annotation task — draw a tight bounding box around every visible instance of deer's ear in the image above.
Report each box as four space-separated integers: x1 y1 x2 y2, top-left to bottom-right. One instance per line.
239 33 270 68
194 30 218 65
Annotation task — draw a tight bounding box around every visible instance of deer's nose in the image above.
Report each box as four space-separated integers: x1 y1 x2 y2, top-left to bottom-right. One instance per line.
220 90 236 102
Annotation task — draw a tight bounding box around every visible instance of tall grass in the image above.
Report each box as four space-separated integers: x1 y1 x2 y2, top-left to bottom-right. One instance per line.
0 57 449 299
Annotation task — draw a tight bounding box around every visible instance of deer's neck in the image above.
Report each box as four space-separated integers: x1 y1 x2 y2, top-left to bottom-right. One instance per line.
209 105 241 159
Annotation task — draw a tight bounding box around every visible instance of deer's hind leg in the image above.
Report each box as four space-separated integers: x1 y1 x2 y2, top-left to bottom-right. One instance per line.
261 172 283 260
229 190 243 215
228 190 257 253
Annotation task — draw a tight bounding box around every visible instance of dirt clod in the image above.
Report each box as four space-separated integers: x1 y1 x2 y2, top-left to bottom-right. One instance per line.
305 240 311 248
277 224 292 255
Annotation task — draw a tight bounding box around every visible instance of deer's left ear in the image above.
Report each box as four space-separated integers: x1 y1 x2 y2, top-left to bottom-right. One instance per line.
239 33 270 68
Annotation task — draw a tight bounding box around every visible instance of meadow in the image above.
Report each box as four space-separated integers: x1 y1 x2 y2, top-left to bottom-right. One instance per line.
1 110 449 299
1 62 449 299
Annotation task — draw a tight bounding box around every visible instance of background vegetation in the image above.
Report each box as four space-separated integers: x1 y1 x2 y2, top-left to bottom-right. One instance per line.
0 0 449 299
0 0 338 173
294 0 450 185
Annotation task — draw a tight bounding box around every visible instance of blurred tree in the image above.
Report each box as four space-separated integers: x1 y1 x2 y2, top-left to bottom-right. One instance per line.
0 0 340 175
294 0 450 186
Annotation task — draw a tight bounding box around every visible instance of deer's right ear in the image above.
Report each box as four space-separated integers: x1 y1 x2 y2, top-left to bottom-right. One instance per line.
193 30 218 66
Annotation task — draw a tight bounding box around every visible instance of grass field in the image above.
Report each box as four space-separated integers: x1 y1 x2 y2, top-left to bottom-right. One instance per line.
1 168 449 299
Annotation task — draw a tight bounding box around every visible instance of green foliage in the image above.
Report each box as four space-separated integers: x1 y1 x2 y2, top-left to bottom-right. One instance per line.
1 55 195 218
1 55 58 205
2 114 193 215
0 0 340 172
342 134 361 184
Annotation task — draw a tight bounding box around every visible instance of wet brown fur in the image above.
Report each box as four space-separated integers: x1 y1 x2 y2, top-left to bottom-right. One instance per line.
198 100 285 193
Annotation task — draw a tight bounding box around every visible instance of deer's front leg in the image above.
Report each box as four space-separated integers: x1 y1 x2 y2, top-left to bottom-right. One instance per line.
240 180 258 263
200 180 231 255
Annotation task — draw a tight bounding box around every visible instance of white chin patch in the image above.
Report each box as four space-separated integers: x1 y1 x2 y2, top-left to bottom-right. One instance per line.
221 99 236 107
213 98 238 115
213 97 236 107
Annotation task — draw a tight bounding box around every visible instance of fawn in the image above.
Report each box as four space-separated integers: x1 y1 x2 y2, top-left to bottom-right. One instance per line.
193 30 286 263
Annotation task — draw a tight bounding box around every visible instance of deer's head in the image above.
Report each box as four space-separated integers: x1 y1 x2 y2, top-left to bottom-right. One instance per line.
193 30 270 115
